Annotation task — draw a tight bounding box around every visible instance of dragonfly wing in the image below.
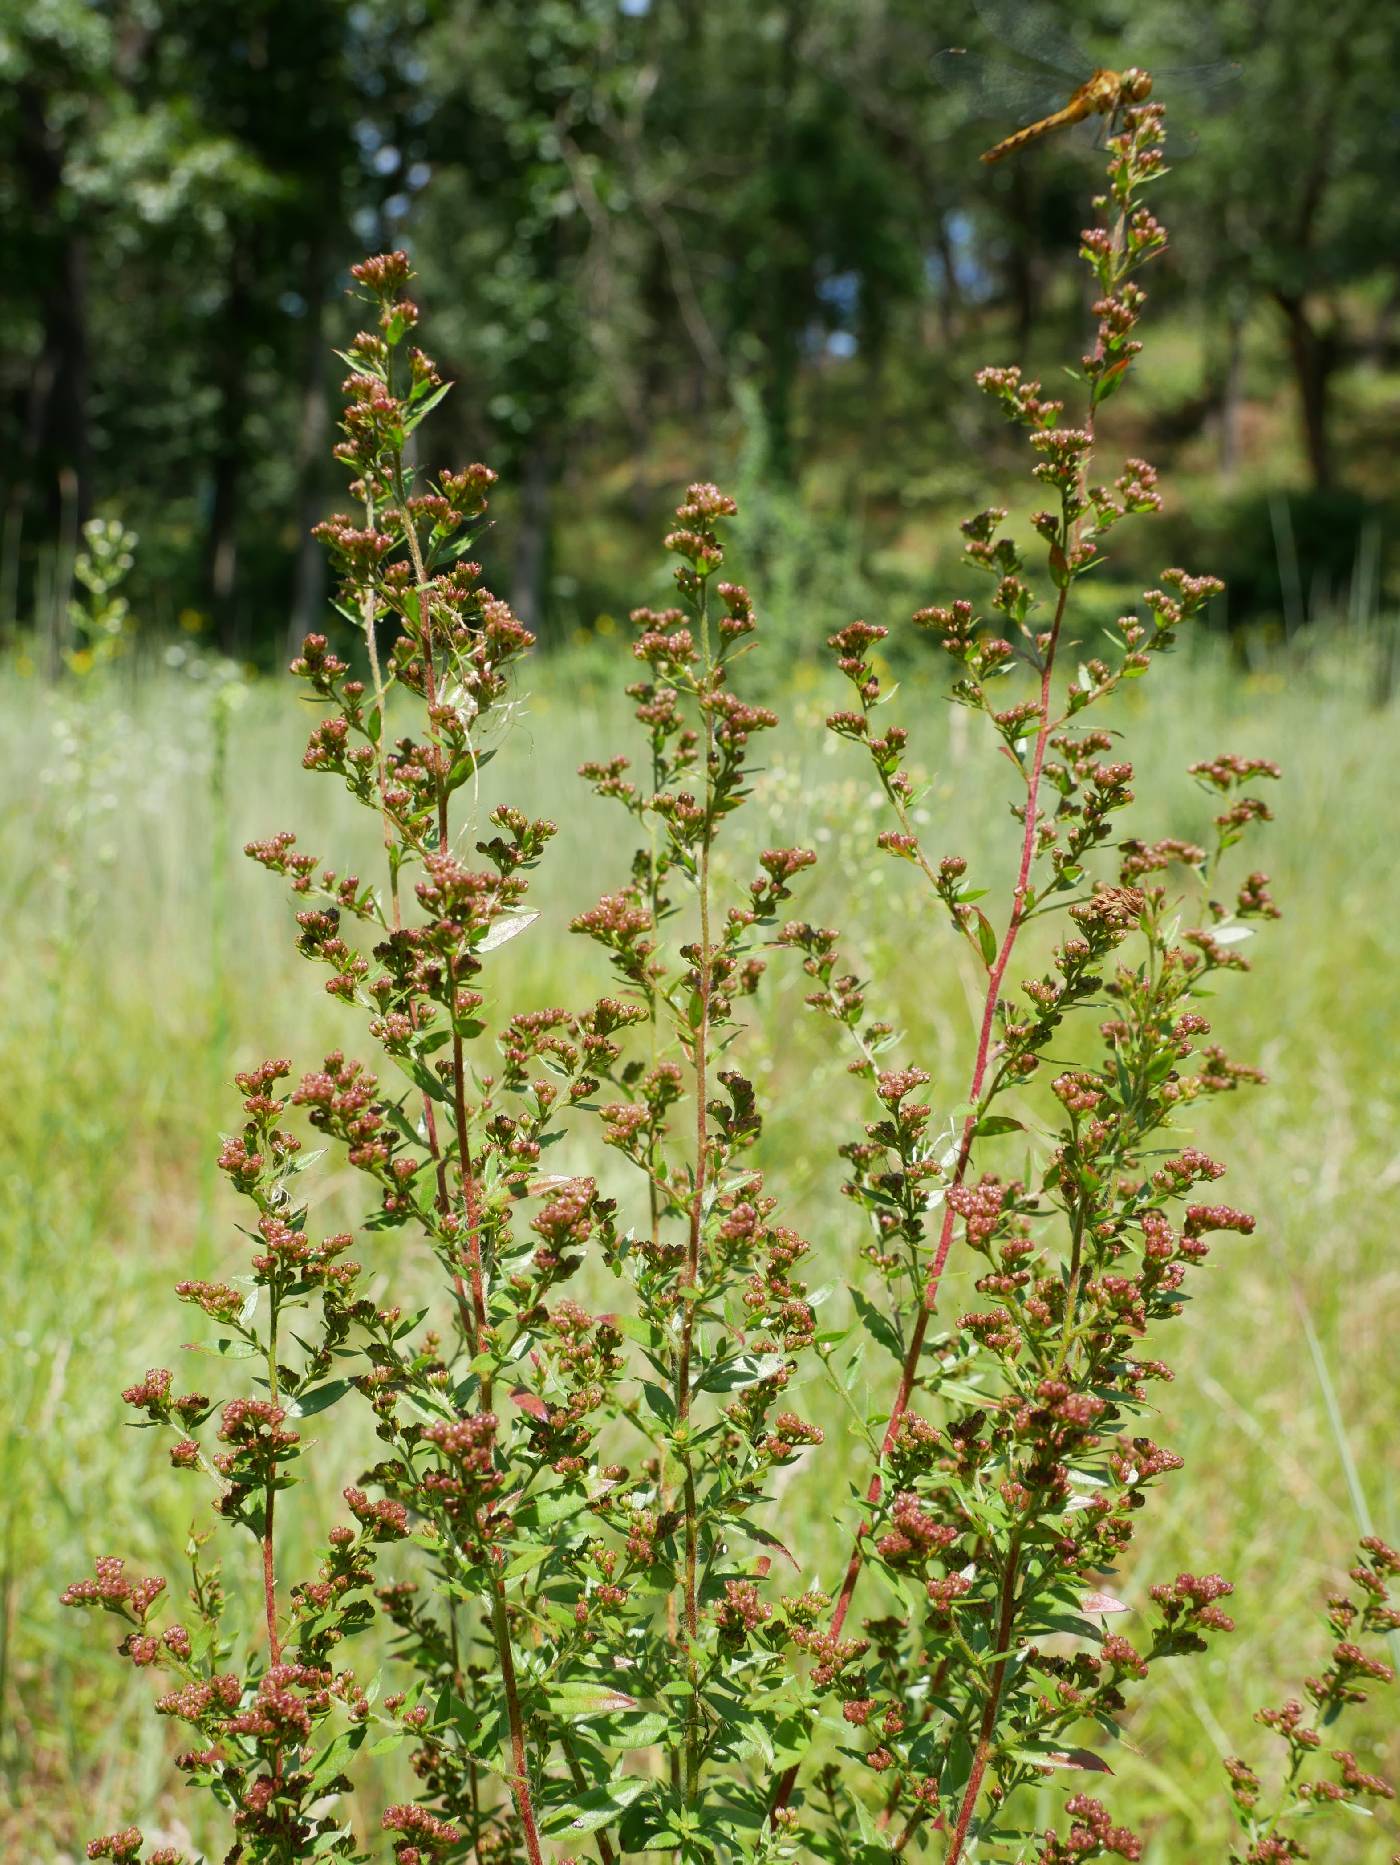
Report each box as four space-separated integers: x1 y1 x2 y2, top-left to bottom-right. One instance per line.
1153 59 1245 97
931 48 1062 121
968 0 1089 77
1133 58 1243 157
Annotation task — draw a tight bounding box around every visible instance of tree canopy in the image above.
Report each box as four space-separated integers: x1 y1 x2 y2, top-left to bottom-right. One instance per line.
3 0 1397 652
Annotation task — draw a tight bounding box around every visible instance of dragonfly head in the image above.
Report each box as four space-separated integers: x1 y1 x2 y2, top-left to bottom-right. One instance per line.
1121 67 1153 103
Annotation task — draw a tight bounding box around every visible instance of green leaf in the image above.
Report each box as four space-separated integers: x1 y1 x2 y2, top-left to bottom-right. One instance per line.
608 1313 661 1351
729 1518 799 1568
974 1113 1025 1138
1007 1741 1112 1773
730 1709 776 1768
310 1829 356 1858
696 1351 785 1393
304 1724 364 1792
403 379 453 432
387 1050 448 1103
851 1793 886 1847
545 1679 642 1720
619 1798 672 1852
590 1709 669 1750
1024 1609 1103 1641
974 908 999 969
640 1381 676 1425
432 1684 507 1757
502 1544 552 1582
524 1488 594 1530
284 1379 354 1419
850 1287 903 1363
367 1728 409 1758
541 1776 652 1836
183 1337 259 1361
477 911 539 954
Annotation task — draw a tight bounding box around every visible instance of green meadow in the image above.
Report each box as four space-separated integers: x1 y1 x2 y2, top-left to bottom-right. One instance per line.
2 630 1396 1859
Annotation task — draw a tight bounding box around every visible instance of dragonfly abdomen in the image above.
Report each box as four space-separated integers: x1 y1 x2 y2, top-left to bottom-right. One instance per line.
981 101 1088 164
979 71 1123 165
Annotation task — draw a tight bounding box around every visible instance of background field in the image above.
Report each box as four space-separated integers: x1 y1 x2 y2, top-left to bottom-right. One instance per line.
2 614 1397 1859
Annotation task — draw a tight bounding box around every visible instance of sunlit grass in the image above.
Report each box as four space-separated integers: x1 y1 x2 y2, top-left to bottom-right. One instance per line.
1 631 1396 1859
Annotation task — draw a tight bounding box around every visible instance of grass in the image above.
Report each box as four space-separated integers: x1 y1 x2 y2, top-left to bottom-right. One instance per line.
1 625 1397 1860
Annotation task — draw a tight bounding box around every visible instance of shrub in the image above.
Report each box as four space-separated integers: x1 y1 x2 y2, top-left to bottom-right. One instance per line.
63 106 1395 1864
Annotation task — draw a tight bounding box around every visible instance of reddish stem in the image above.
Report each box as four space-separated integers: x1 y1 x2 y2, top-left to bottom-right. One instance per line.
261 1287 284 1668
362 502 475 1353
891 1805 933 1853
261 1363 283 1793
399 492 530 1865
677 946 709 1653
449 1004 490 1371
401 503 491 1368
429 766 489 1363
769 577 1071 1823
492 1578 546 1865
945 1544 1022 1864
677 593 717 1804
261 1504 280 1663
858 572 1071 1584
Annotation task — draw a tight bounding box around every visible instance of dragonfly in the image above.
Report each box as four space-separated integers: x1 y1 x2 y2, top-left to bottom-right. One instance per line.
934 0 1241 165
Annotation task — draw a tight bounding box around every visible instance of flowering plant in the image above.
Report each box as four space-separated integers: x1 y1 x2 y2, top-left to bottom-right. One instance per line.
62 106 1394 1865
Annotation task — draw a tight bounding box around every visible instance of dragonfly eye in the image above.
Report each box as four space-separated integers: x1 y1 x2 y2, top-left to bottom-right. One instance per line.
1123 67 1153 102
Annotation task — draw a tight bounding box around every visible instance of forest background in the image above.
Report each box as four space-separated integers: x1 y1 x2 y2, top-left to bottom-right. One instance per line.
5 0 1399 661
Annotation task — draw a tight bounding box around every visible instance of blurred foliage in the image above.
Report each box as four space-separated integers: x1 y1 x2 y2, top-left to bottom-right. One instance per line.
2 0 1398 654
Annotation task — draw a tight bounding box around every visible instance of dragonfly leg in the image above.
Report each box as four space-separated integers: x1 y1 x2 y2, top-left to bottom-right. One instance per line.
1092 105 1118 153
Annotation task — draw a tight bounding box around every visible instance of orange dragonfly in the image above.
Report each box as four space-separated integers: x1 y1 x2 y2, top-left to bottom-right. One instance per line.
934 0 1240 165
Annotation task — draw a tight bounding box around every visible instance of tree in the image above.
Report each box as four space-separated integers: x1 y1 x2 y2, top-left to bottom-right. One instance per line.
0 2 114 631
1183 0 1400 490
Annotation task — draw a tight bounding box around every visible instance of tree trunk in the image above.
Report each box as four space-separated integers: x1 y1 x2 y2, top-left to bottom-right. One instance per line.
37 238 92 532
758 0 804 485
761 338 799 484
1274 291 1336 491
288 246 331 653
0 350 54 637
931 212 963 346
1218 301 1246 483
1366 273 1400 370
6 78 93 638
